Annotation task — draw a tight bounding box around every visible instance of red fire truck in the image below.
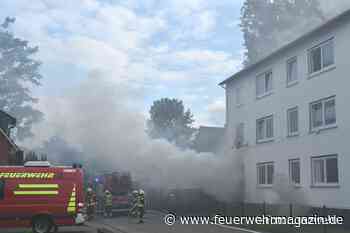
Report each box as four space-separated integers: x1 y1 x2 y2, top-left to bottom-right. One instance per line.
102 171 133 213
0 161 85 233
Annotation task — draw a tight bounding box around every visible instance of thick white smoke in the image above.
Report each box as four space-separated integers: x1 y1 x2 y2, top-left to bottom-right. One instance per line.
25 70 243 202
21 0 350 205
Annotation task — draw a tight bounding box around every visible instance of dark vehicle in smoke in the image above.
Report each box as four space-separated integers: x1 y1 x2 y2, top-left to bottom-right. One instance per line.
165 188 220 215
101 171 133 213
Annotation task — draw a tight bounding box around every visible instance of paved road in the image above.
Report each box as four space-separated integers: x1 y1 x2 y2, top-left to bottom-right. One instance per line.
0 211 258 233
94 211 257 233
0 225 96 233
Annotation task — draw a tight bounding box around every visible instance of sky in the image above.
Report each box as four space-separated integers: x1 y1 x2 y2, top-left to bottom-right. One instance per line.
0 0 245 128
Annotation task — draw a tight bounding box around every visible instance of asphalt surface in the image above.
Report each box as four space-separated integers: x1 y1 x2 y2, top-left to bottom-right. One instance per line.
0 225 96 233
92 211 258 233
0 211 258 233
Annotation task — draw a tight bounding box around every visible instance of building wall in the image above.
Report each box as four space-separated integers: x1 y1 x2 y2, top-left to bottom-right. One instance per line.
0 131 11 165
225 18 350 209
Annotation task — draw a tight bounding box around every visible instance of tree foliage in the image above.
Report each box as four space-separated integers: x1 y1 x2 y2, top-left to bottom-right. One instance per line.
0 17 43 140
240 0 325 66
147 98 196 149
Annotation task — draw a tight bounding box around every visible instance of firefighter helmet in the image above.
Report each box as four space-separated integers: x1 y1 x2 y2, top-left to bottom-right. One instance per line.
132 190 138 194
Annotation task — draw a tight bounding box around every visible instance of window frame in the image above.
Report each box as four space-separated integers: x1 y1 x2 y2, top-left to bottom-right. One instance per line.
235 86 243 107
309 96 337 132
289 158 301 186
311 154 339 187
308 38 335 75
257 162 274 187
286 56 298 86
287 107 299 137
256 115 274 143
256 70 273 99
235 122 245 149
0 180 4 200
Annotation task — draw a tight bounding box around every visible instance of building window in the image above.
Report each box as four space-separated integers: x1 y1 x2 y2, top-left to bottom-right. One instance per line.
287 107 299 136
0 180 4 200
311 155 338 186
256 70 273 98
310 96 336 131
287 57 298 85
256 115 274 143
236 87 242 107
308 39 334 74
235 123 245 148
257 162 274 185
289 159 300 185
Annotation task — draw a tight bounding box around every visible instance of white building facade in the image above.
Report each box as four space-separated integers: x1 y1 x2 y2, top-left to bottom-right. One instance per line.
220 10 350 209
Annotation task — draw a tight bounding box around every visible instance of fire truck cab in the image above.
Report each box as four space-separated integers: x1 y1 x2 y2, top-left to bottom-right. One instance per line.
0 161 85 233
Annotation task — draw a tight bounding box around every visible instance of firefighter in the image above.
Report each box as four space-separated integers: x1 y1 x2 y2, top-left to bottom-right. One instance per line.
137 189 145 223
86 187 96 220
129 190 139 217
104 189 113 217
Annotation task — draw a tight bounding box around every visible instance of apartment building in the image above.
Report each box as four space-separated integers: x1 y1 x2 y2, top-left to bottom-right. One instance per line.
219 9 350 209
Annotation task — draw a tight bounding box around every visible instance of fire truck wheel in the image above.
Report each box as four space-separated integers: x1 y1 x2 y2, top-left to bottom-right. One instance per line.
32 215 53 233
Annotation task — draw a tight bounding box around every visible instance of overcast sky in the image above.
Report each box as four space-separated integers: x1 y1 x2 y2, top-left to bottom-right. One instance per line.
0 0 246 127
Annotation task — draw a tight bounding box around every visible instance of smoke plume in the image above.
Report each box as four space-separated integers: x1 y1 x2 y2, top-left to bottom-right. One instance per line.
25 70 242 202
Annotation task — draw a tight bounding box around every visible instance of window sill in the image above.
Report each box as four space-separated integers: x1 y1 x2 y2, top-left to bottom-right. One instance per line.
287 132 299 138
308 65 336 79
256 91 273 100
310 184 340 189
235 143 248 150
286 80 298 88
257 138 274 144
310 124 337 134
291 184 302 188
257 184 273 189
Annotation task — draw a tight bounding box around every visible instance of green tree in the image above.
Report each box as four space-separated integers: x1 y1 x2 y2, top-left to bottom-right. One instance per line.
0 17 43 140
240 0 325 66
147 98 196 149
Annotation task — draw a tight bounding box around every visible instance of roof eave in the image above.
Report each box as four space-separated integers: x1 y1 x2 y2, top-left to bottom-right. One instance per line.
0 128 19 151
219 9 350 86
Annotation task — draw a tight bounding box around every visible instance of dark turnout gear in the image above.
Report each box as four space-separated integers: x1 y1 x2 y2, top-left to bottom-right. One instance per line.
129 192 137 215
128 189 145 223
86 188 96 220
131 190 139 204
129 190 139 215
104 190 113 217
137 190 145 223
